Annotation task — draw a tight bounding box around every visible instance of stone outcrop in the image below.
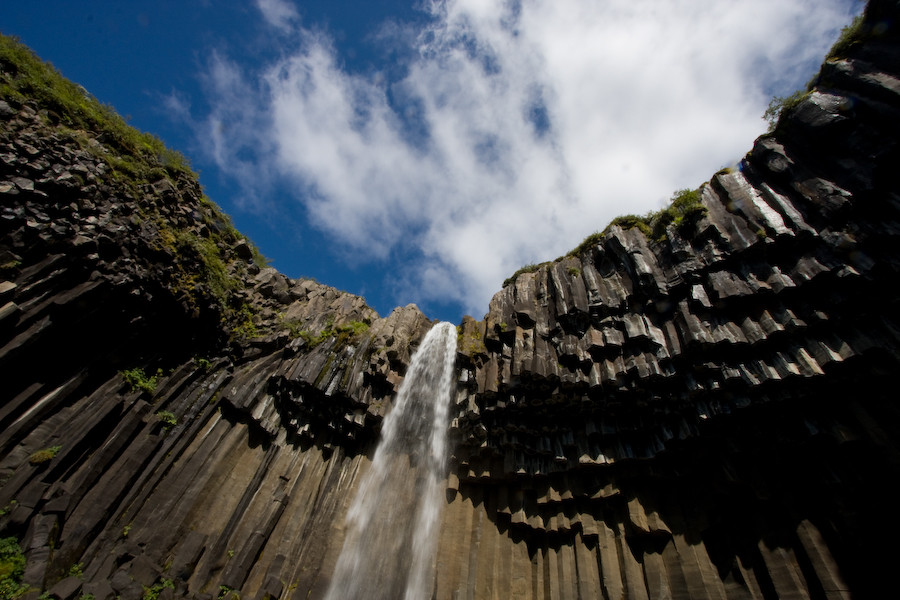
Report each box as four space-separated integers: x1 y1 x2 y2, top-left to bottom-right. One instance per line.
2 1 900 598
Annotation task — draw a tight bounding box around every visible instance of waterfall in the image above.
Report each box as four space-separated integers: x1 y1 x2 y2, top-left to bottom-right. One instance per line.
324 321 458 600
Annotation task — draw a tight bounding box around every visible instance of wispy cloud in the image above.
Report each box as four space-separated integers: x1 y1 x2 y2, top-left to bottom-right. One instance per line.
185 51 280 210
193 0 861 317
255 0 300 33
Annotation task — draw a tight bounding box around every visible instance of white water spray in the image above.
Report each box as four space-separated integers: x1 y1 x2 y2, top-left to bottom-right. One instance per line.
324 322 457 600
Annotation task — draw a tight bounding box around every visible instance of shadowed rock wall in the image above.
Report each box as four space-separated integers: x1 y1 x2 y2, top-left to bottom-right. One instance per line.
3 1 900 598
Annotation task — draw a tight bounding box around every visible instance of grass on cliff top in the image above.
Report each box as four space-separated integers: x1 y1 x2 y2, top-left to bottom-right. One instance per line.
0 34 193 178
827 13 867 61
502 12 875 289
765 12 869 132
502 187 706 287
2 34 273 342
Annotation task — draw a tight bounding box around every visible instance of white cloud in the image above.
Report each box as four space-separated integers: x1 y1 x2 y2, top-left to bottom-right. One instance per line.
199 0 861 317
256 0 300 32
161 90 191 122
190 51 280 210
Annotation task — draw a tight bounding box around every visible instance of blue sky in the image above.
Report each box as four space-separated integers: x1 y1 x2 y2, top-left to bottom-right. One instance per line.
2 0 864 323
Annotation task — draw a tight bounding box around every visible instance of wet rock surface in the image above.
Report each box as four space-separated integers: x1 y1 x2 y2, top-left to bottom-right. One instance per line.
3 3 900 598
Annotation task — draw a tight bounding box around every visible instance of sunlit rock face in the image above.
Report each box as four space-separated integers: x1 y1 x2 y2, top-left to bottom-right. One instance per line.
2 1 900 598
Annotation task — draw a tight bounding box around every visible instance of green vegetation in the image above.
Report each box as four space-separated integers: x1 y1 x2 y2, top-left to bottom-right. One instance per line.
567 232 603 258
652 188 707 238
198 197 269 270
155 411 178 429
827 13 866 60
67 563 84 578
154 211 259 329
594 188 707 241
502 187 707 287
230 305 259 341
312 320 370 347
0 259 21 273
0 501 17 517
0 537 29 599
2 33 270 339
172 230 236 303
218 585 240 600
143 191 271 337
502 262 550 287
457 324 487 357
142 578 174 600
28 445 61 465
336 320 370 337
604 214 652 237
286 318 371 349
294 326 322 346
281 318 305 340
763 13 868 132
121 368 161 395
763 89 807 132
122 523 133 538
0 35 193 180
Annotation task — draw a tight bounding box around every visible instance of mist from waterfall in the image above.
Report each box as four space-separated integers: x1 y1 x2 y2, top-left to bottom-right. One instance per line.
324 321 458 600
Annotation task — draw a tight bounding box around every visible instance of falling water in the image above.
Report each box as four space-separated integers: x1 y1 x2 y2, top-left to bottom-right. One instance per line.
324 321 458 600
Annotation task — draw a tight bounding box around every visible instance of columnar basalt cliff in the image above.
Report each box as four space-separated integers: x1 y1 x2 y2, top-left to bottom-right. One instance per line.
2 2 900 598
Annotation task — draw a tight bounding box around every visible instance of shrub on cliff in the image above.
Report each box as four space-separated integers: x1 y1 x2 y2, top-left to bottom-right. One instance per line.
604 214 653 237
763 12 868 133
121 368 160 394
503 186 706 286
828 13 867 60
598 187 706 241
0 537 29 598
763 89 807 132
28 446 61 466
156 411 178 429
502 262 549 287
648 187 706 239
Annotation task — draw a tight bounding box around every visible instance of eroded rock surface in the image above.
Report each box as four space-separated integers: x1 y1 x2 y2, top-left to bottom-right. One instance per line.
2 2 900 598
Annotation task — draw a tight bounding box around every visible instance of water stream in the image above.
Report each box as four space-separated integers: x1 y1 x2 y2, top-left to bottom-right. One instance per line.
324 321 458 600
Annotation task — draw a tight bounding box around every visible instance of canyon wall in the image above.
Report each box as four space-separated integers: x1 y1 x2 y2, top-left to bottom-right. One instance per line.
2 1 900 598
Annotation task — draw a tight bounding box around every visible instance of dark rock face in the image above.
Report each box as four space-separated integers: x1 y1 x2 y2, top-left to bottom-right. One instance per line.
2 2 900 598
